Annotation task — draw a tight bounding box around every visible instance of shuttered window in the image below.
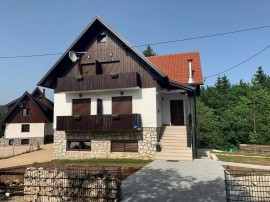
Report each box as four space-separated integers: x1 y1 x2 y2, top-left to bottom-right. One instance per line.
102 62 120 74
72 99 91 116
112 96 132 114
111 140 138 152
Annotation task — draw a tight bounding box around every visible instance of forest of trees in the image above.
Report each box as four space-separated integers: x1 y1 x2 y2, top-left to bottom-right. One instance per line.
196 66 270 150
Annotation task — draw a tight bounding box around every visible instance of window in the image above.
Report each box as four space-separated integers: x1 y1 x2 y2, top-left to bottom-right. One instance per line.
67 140 91 151
9 140 14 145
111 140 138 152
97 99 103 115
97 32 106 43
21 139 29 145
72 99 91 116
22 108 30 116
21 124 30 132
112 96 132 114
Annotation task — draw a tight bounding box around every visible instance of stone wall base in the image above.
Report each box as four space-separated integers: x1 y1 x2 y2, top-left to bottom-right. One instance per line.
54 128 161 159
0 137 44 147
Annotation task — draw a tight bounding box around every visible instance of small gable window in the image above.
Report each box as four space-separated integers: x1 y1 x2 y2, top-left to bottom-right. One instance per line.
21 124 30 132
22 108 30 116
97 32 107 43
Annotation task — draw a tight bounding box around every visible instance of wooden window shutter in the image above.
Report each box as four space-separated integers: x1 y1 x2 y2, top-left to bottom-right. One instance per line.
102 62 120 74
125 141 138 152
97 99 103 115
111 140 138 152
112 96 132 114
72 99 91 116
111 141 124 152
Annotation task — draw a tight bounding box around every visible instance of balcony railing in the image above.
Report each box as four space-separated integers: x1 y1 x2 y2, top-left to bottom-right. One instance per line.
56 114 141 131
55 72 141 93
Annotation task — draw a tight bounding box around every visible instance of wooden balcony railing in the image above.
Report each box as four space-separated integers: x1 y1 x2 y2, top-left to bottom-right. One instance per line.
55 72 141 93
56 114 141 131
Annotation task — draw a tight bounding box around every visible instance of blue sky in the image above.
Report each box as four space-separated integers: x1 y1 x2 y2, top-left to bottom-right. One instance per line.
0 0 270 104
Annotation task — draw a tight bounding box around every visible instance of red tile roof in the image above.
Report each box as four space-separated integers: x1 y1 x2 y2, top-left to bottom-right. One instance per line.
147 52 203 85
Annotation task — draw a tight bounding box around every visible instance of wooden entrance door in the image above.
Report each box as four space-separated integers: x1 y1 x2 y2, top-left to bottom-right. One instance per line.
170 100 184 125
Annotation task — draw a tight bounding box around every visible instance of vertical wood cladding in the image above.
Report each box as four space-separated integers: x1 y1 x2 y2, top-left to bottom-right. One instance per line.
61 29 156 88
5 97 46 123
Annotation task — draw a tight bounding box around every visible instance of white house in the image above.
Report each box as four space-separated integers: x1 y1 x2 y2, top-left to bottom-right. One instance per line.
2 88 53 146
38 16 203 160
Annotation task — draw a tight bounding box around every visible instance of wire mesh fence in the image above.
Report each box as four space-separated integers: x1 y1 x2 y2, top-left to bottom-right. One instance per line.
224 170 270 201
24 166 122 202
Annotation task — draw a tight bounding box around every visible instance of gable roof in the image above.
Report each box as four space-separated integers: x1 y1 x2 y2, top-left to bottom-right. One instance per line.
37 16 167 89
3 91 53 123
147 52 203 85
31 87 54 109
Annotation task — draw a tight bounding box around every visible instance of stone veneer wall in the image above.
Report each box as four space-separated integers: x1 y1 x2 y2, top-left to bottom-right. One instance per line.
53 128 161 159
0 137 44 147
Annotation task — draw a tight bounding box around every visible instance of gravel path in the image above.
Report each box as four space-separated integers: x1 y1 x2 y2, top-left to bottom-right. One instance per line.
0 144 53 169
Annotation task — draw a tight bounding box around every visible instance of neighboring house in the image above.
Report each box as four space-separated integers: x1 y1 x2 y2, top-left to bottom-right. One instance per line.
2 88 53 146
38 16 203 160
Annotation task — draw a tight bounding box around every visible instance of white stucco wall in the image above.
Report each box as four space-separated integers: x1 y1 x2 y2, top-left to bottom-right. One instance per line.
5 123 45 139
54 88 158 128
162 93 186 125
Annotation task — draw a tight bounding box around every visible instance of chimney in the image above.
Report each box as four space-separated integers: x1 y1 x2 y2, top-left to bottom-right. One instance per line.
187 59 194 84
43 89 45 96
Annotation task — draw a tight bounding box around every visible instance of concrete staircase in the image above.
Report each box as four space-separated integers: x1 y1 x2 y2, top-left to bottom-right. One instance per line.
155 126 193 161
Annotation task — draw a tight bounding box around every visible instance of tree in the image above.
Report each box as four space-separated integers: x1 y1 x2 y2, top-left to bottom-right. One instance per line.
196 99 224 149
253 66 270 91
142 45 157 57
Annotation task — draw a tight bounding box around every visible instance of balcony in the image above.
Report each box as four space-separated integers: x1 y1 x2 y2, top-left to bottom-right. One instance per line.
56 114 141 131
55 72 141 93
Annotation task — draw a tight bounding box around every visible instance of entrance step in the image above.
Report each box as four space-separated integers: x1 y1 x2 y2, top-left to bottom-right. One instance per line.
156 126 193 161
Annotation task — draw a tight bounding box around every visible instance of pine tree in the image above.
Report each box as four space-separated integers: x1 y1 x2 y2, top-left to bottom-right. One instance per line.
143 45 157 57
253 66 270 90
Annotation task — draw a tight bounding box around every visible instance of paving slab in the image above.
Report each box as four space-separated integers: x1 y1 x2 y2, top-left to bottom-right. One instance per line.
122 159 226 202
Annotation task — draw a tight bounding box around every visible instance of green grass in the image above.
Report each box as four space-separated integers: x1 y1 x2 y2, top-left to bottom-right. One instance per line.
60 158 152 164
215 153 270 166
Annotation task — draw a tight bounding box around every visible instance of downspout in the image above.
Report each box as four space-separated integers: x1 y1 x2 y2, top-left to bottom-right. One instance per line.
187 59 197 159
193 88 197 159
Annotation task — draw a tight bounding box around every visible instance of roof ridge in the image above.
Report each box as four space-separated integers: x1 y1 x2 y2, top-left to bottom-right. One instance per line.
147 51 199 58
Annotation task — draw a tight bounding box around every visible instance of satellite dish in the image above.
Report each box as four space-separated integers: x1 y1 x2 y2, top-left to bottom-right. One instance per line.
69 51 79 63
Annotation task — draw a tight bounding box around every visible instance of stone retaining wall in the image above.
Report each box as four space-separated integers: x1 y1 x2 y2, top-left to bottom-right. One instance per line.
53 128 161 159
24 167 121 202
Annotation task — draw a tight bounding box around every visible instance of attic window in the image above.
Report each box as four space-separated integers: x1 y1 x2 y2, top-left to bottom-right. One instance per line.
97 33 107 43
22 108 30 116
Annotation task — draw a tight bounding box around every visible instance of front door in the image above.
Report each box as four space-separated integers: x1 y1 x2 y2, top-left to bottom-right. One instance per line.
170 100 184 125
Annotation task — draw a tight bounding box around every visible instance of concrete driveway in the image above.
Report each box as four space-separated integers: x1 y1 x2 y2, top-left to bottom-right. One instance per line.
122 159 226 202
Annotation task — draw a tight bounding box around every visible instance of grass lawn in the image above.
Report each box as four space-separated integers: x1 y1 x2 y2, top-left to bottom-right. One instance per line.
215 153 270 166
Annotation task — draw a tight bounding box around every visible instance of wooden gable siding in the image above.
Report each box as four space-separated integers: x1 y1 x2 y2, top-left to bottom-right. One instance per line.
5 96 46 123
59 28 157 89
32 90 53 109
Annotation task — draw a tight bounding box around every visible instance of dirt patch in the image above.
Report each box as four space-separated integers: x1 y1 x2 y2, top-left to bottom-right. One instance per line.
223 165 269 172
